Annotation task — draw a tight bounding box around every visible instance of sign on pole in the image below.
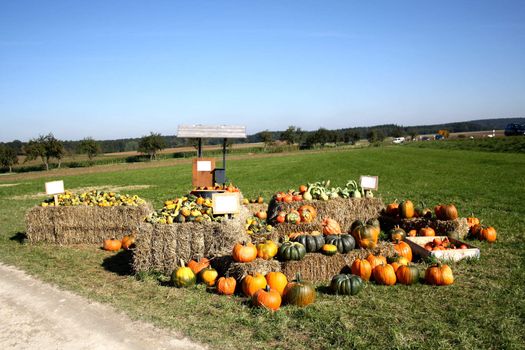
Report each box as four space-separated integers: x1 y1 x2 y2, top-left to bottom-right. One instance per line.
212 192 240 215
45 180 65 206
360 176 378 190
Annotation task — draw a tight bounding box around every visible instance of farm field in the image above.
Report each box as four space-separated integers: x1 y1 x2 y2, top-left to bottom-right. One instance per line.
0 146 524 349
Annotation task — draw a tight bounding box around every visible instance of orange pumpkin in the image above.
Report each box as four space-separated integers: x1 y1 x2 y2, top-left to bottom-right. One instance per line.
407 229 417 237
366 254 387 269
252 285 281 311
419 226 436 237
390 262 402 273
373 264 396 285
386 200 399 216
216 274 236 295
232 242 257 263
242 273 267 297
470 223 483 238
425 264 454 286
198 267 218 287
351 259 372 281
121 234 135 250
466 216 480 228
322 217 342 235
399 200 415 219
436 204 458 220
393 241 413 262
103 238 122 251
298 205 317 223
478 226 497 243
187 257 210 275
396 265 420 285
265 272 288 296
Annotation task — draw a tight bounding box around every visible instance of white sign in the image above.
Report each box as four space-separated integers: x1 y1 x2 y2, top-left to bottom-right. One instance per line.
360 176 378 190
197 160 212 172
212 193 240 215
45 180 65 195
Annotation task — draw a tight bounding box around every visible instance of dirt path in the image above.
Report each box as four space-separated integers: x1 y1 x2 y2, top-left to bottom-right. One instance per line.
0 263 206 350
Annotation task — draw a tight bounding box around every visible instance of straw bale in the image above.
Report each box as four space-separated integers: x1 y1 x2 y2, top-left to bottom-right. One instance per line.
245 203 268 214
25 204 153 245
379 216 469 239
268 198 385 239
226 259 282 281
280 241 396 283
132 207 250 274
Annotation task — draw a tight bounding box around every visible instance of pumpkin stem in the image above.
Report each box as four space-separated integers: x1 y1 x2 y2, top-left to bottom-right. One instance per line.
179 258 185 267
264 285 271 292
295 272 302 283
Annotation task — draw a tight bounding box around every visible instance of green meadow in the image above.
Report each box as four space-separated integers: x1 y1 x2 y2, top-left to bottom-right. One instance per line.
0 146 524 349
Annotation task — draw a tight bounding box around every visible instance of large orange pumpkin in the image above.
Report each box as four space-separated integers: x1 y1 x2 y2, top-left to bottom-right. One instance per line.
366 254 387 269
242 273 267 297
425 264 454 286
478 226 497 243
373 264 396 285
399 200 415 219
351 258 372 281
435 204 458 220
393 241 413 262
265 272 288 296
322 217 342 235
252 285 281 311
216 274 236 295
103 238 122 251
396 265 420 285
232 242 257 263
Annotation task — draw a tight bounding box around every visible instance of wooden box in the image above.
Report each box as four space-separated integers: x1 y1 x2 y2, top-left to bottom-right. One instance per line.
405 236 480 262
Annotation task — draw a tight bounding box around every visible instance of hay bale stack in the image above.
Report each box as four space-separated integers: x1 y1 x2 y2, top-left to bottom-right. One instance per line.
268 198 385 239
133 207 250 275
244 203 268 214
379 216 469 239
280 242 396 283
25 204 153 244
223 259 282 281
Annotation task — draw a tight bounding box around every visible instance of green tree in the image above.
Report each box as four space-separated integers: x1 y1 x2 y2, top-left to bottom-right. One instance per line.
260 130 273 150
280 126 301 145
366 130 385 144
0 145 19 172
138 132 166 160
343 131 361 144
24 133 64 170
78 137 101 160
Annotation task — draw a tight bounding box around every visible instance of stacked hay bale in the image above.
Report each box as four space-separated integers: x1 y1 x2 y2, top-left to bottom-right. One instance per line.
379 216 469 239
25 204 152 244
267 197 385 240
132 207 250 275
280 242 396 283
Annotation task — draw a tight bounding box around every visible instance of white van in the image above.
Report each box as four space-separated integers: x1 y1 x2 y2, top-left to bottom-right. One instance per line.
392 137 405 144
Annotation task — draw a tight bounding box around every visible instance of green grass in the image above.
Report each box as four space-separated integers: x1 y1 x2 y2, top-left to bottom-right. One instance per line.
1 147 524 349
405 136 525 153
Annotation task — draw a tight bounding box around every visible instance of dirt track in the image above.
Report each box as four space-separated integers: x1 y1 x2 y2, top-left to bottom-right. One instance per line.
0 263 205 350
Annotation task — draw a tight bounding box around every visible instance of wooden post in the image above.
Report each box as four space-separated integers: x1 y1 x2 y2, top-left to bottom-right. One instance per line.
222 138 227 171
198 138 202 157
53 194 59 206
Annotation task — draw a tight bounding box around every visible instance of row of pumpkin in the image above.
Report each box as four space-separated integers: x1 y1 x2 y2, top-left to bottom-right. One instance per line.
170 255 453 311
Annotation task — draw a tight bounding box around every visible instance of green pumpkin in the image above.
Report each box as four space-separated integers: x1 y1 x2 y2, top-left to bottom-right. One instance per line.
171 265 196 288
330 274 364 296
324 234 355 253
389 226 406 242
294 232 325 253
284 273 316 307
321 244 338 256
278 241 306 261
350 220 365 232
351 224 379 249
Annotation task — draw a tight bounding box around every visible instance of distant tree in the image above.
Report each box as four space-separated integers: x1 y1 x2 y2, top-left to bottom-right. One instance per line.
315 128 331 146
390 127 405 138
408 131 417 140
280 126 301 145
367 130 385 144
260 130 274 150
343 131 361 144
24 133 64 170
78 137 101 160
138 132 166 160
0 145 19 172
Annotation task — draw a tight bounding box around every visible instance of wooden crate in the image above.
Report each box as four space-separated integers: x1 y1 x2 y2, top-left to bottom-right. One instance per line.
405 236 480 262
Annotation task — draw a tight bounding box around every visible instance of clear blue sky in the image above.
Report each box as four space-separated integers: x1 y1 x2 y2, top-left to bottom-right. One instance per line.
1 0 524 142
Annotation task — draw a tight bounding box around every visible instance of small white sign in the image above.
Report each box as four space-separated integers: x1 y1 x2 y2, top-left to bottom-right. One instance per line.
197 160 212 172
45 180 65 195
212 193 240 215
360 176 378 190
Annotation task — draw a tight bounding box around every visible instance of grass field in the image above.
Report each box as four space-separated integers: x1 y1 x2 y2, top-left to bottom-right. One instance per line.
0 146 524 349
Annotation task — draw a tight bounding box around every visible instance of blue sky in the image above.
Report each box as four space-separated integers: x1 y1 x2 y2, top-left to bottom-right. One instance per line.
1 0 524 142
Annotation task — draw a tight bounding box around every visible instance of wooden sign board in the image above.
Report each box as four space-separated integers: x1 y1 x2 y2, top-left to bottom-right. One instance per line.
45 180 65 195
192 158 215 187
360 176 378 190
212 192 240 215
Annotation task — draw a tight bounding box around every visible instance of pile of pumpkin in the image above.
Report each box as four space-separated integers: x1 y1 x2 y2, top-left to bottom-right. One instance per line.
102 235 135 251
40 190 145 207
145 193 225 224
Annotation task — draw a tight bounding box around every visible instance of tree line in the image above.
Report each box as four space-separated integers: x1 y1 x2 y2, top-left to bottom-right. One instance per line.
1 117 522 172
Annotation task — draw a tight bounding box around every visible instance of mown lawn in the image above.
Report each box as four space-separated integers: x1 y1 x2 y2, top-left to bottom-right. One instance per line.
0 146 524 349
